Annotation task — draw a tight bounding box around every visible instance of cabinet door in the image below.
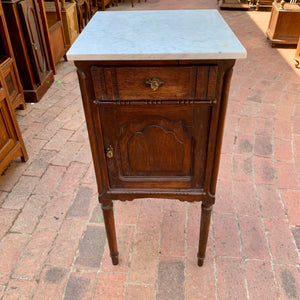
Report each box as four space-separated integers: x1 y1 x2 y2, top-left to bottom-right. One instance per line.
18 0 49 84
99 104 212 189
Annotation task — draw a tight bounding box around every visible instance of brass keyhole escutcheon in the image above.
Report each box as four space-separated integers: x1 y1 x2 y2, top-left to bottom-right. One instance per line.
145 77 164 91
106 145 114 159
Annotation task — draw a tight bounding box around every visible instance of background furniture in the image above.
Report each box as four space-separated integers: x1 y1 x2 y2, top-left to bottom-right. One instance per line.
253 0 273 10
43 0 67 67
0 1 28 175
295 37 300 67
0 0 25 109
219 0 249 9
75 0 90 32
68 10 246 267
1 0 54 102
266 2 300 46
60 0 79 50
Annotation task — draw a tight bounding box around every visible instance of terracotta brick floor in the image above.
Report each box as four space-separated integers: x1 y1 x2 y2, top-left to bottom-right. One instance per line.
1 0 300 299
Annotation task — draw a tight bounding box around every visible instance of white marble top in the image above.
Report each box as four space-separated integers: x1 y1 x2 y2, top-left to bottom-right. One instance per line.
67 10 246 61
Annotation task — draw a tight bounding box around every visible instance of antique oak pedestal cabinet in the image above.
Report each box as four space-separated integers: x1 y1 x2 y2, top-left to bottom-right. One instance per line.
67 10 246 266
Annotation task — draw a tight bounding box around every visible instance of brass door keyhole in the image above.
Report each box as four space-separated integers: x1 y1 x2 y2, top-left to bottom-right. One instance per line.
145 77 164 91
105 145 114 159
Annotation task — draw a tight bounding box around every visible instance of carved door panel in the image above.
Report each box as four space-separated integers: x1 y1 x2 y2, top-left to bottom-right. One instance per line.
99 104 212 189
18 0 48 84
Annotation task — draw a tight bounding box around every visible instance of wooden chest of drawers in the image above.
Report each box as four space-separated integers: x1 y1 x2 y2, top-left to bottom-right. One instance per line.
68 10 246 267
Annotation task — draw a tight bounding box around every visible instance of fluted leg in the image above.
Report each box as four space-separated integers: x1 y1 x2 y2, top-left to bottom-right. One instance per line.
102 202 119 265
197 203 212 267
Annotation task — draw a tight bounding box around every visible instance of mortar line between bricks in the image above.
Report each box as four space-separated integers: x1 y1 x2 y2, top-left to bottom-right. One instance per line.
211 210 219 300
183 202 189 300
231 110 250 300
123 198 142 299
252 106 282 300
155 198 166 300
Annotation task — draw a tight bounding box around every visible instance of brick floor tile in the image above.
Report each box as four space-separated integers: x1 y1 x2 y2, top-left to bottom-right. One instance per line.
259 102 277 119
11 195 49 234
67 185 96 219
292 227 300 250
239 215 269 259
24 150 56 177
115 199 141 225
64 272 97 300
44 129 74 151
241 101 261 117
160 210 186 257
227 98 243 117
256 118 274 136
221 132 236 154
37 105 62 125
232 153 253 182
274 265 300 300
81 163 96 185
137 198 163 233
0 209 19 240
69 123 88 143
125 284 155 300
33 266 69 300
254 135 273 157
0 233 28 284
37 193 74 230
74 144 93 164
274 120 292 140
214 180 235 214
215 257 247 300
187 202 201 247
89 204 104 224
256 184 286 219
22 122 44 141
48 219 85 266
274 138 293 162
63 112 84 131
101 224 134 272
247 88 265 103
253 156 275 184
57 162 88 194
213 213 241 257
23 139 46 161
2 176 40 209
13 230 57 279
218 154 232 181
156 256 185 300
233 181 260 216
0 285 4 298
3 279 36 300
186 246 215 300
51 141 83 166
245 260 279 299
74 225 106 270
235 134 254 154
224 115 239 133
276 103 294 121
238 116 256 135
264 219 299 265
262 88 282 104
35 119 65 141
129 233 159 284
0 162 27 191
280 190 300 226
293 117 300 136
276 162 299 189
34 165 66 196
164 199 187 212
94 273 126 300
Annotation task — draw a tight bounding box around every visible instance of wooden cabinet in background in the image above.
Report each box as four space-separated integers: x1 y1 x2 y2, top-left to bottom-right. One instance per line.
253 0 273 10
60 0 79 50
219 0 249 9
0 1 28 175
0 1 25 109
266 2 300 46
1 0 54 102
44 0 67 67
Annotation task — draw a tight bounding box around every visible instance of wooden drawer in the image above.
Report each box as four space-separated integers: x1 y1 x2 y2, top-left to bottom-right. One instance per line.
91 65 218 101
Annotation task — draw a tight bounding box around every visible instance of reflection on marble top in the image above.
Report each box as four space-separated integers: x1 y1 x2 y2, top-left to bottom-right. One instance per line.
67 10 246 61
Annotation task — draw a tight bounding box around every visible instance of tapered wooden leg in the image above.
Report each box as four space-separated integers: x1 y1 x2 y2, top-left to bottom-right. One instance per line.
102 202 119 265
197 203 212 267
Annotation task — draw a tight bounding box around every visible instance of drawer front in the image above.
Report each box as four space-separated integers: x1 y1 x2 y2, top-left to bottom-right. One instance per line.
91 65 218 101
